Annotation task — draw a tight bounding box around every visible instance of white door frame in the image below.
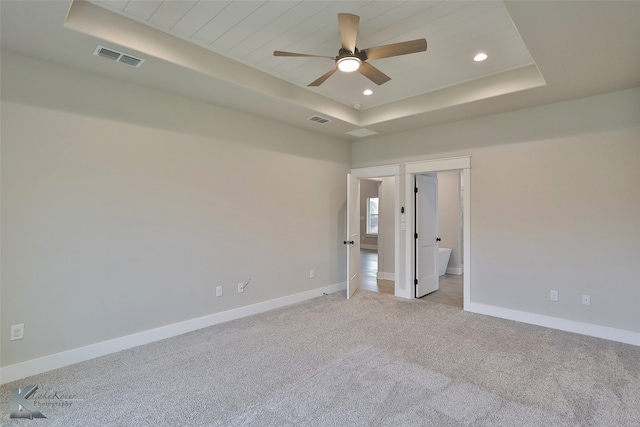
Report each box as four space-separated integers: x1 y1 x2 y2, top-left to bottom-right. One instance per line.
346 173 360 298
350 157 470 304
350 165 401 297
405 156 471 307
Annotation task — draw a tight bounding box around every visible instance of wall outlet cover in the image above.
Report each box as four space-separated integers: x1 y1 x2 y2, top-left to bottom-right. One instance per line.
11 324 24 341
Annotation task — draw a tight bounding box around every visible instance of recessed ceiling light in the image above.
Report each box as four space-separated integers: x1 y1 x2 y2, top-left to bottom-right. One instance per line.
474 53 488 62
362 89 374 96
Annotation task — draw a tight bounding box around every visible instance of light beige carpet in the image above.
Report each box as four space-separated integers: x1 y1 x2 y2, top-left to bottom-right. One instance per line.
2 290 639 426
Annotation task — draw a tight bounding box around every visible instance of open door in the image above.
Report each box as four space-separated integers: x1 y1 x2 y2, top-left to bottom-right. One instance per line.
345 173 360 299
415 174 439 298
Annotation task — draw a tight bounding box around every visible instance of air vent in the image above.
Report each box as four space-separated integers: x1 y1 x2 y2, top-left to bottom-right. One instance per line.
307 115 331 124
93 45 145 68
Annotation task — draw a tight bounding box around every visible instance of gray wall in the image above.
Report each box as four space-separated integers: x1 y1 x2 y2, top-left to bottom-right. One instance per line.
2 48 638 370
1 53 350 367
353 87 640 334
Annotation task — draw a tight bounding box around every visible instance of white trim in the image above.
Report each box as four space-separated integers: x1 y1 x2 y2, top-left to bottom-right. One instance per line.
394 176 402 297
350 165 402 300
406 156 470 174
361 244 378 250
0 282 347 385
462 168 471 309
382 272 395 281
404 157 471 300
466 302 640 347
403 175 415 299
445 267 463 275
375 271 395 281
351 164 400 179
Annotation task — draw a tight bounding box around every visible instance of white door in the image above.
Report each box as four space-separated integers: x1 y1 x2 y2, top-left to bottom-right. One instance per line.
415 174 439 298
346 173 360 299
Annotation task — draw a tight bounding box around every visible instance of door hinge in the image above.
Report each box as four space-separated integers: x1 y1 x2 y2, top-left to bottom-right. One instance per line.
414 279 418 285
414 232 418 239
414 187 418 193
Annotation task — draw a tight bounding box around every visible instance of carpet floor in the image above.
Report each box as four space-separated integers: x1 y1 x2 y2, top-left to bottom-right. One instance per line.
2 290 639 426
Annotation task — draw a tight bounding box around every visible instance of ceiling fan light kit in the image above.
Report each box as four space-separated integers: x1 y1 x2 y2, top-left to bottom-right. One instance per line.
274 13 427 87
337 56 362 72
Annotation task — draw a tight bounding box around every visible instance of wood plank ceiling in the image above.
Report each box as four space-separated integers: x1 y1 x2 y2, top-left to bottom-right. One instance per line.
89 1 535 110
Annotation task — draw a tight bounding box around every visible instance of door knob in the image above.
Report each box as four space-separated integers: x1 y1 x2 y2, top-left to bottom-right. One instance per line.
343 240 354 245
436 238 441 242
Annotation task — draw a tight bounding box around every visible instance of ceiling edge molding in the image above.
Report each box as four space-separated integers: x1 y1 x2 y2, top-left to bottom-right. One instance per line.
360 64 546 127
64 0 360 125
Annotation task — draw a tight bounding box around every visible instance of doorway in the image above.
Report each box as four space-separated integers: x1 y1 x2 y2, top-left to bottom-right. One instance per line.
348 157 470 304
359 249 393 294
415 171 464 308
422 274 463 307
359 178 395 295
405 156 470 309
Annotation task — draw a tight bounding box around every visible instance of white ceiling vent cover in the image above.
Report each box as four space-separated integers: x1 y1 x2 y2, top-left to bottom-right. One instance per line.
346 128 379 138
93 45 145 68
307 115 331 124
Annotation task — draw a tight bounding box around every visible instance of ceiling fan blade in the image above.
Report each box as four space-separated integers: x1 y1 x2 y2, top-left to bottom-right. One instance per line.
363 39 427 61
338 13 359 53
274 50 334 59
358 62 391 86
308 67 338 87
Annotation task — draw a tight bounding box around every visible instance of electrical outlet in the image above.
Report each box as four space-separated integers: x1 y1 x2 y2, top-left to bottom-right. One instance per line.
216 286 223 297
550 290 559 302
10 324 24 341
238 282 244 294
582 295 591 306
309 269 315 279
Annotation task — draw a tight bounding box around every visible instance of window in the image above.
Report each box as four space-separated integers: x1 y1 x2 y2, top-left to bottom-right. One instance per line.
366 197 379 235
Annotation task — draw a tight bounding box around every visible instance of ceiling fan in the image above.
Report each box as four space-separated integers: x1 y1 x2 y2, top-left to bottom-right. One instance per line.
274 13 427 87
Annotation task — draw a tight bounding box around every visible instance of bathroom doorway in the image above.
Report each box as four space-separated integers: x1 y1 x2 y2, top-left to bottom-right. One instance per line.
416 170 464 308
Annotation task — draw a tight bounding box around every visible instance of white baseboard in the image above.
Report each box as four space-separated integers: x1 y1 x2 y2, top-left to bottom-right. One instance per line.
376 272 395 281
360 244 378 250
446 267 463 275
0 282 347 385
465 302 640 347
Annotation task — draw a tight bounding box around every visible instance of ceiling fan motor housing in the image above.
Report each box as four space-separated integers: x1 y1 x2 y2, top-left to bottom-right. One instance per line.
337 47 367 61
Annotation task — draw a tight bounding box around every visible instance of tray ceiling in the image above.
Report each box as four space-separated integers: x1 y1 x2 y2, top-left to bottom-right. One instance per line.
88 0 537 111
2 1 639 140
